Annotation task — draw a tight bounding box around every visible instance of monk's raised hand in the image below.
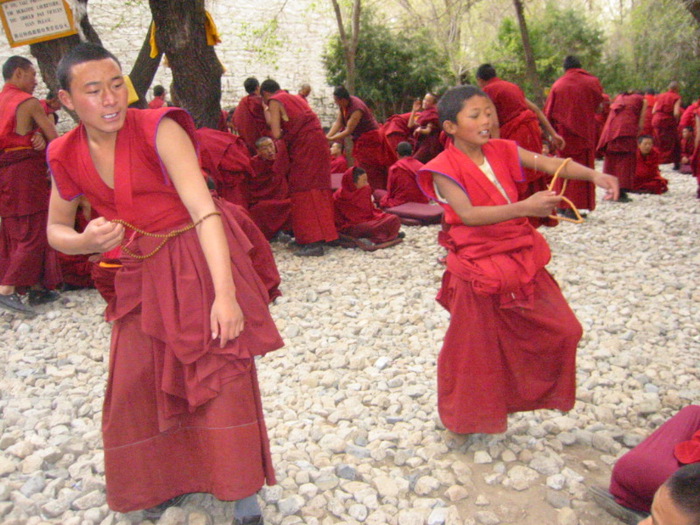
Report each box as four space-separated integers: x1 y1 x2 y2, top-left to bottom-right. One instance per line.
31 133 46 151
551 133 565 151
592 172 619 201
524 191 563 217
210 294 245 348
82 217 124 253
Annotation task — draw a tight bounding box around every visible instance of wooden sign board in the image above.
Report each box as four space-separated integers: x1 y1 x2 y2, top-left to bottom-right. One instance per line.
0 0 77 48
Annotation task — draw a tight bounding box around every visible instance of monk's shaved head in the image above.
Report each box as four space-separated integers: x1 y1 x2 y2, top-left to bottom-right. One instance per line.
2 56 32 81
668 81 680 92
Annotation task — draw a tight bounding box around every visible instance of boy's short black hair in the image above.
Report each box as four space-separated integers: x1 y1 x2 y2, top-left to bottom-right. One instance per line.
352 166 366 184
153 85 165 97
666 464 700 522
563 55 582 70
244 77 259 94
255 136 273 148
397 141 413 157
57 43 121 91
638 134 653 143
437 85 488 128
476 64 497 82
333 85 351 100
2 56 32 81
260 79 280 95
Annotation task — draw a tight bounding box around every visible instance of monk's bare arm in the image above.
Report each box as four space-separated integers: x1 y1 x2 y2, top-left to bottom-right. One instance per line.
673 99 682 120
327 110 362 141
433 173 561 226
156 117 243 346
326 113 343 139
47 182 124 255
408 99 421 128
267 100 283 139
525 98 565 150
518 147 619 200
17 98 58 141
639 99 648 133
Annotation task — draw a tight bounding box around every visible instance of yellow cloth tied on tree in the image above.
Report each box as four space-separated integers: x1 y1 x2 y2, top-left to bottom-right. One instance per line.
123 75 140 105
149 11 221 58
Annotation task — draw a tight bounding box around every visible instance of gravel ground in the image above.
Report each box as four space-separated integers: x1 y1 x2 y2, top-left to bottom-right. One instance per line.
0 164 698 525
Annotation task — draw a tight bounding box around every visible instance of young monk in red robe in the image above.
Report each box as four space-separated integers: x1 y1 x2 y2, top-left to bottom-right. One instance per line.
476 63 565 227
232 77 271 156
196 126 253 208
380 141 428 208
330 141 348 173
417 85 618 434
261 79 338 256
0 56 62 315
642 89 656 136
681 127 694 174
327 86 396 190
381 112 414 152
652 82 682 168
545 55 604 214
408 93 443 163
247 136 292 241
333 167 402 246
47 44 283 523
597 91 646 201
631 136 669 194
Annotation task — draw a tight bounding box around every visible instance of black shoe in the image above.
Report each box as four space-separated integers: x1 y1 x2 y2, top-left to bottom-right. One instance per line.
27 289 60 306
233 516 264 525
398 231 406 239
0 293 36 316
589 486 648 525
143 494 189 520
271 231 293 244
617 191 633 203
295 243 324 257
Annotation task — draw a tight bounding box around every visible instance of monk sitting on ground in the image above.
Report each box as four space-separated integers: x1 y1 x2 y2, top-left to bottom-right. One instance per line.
330 141 348 174
380 142 429 208
680 126 694 174
631 135 669 194
333 167 402 247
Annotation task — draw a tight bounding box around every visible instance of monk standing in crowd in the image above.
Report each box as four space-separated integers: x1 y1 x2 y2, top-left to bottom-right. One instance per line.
408 92 443 163
0 56 62 315
652 81 682 169
233 77 270 156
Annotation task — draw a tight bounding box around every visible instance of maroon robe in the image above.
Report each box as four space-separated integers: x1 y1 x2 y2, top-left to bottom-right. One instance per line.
632 148 668 194
611 406 700 513
417 139 581 434
48 107 283 512
270 90 337 244
652 90 681 164
595 93 611 156
678 101 698 134
381 112 414 151
642 94 656 136
330 154 348 174
482 76 552 226
0 83 61 290
545 68 603 210
333 169 401 244
413 106 443 163
342 96 396 190
597 93 644 190
58 207 94 288
196 127 253 208
380 157 428 208
232 94 270 155
247 142 293 240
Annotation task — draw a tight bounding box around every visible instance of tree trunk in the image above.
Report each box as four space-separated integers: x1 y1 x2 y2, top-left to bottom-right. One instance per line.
513 0 543 106
330 0 361 94
681 0 700 24
128 25 163 109
149 0 223 129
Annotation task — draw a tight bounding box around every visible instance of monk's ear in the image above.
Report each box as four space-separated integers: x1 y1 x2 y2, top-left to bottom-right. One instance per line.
442 120 457 135
58 89 74 111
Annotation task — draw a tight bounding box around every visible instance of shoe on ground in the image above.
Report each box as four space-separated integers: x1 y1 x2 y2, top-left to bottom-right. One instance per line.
617 191 633 203
143 494 189 521
233 516 264 525
0 293 37 316
28 289 60 306
295 244 324 257
270 231 293 244
398 231 406 239
588 486 648 525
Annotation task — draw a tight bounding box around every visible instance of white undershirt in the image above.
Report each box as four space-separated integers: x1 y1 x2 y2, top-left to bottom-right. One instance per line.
432 157 511 204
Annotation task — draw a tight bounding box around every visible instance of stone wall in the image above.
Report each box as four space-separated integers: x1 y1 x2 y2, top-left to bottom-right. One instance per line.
0 0 341 126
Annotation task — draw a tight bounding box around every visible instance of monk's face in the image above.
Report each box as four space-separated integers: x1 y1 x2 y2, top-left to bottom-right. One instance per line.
638 485 695 525
444 95 492 151
355 172 369 189
58 58 127 139
422 94 436 110
13 65 37 94
334 96 349 109
639 138 653 155
257 139 276 161
682 128 691 140
330 143 342 157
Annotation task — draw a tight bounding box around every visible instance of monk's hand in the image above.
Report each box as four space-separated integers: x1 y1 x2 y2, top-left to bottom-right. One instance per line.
523 191 563 217
31 133 46 151
82 217 124 253
551 133 566 151
592 172 619 201
210 293 245 348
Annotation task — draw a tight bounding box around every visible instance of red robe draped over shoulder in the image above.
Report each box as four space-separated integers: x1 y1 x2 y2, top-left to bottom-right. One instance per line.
380 157 428 208
248 142 293 240
545 68 603 210
48 107 283 512
417 139 581 434
381 112 414 151
333 168 401 244
413 106 443 163
270 91 337 244
196 127 252 208
232 94 270 155
652 90 681 164
632 148 668 194
330 153 349 174
597 93 644 190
